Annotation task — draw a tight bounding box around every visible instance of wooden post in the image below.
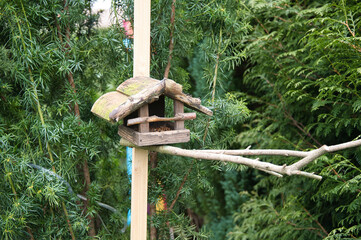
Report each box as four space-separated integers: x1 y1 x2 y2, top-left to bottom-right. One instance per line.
174 100 184 130
138 106 149 132
131 0 151 239
131 147 148 239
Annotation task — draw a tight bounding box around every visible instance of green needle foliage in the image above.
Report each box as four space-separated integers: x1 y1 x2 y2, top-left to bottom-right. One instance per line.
0 0 131 238
2 0 361 239
227 0 361 239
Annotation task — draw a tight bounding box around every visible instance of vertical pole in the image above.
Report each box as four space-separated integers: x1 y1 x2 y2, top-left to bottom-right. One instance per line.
131 148 148 239
131 0 151 239
134 0 150 77
173 100 184 130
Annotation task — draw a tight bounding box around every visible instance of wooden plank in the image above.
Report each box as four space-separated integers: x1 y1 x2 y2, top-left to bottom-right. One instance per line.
134 1 150 77
131 147 148 240
118 125 139 145
174 100 184 130
138 105 149 132
131 0 150 239
127 113 196 126
173 94 213 116
116 77 160 96
164 79 213 116
164 78 183 95
118 126 191 146
137 129 190 146
91 91 128 122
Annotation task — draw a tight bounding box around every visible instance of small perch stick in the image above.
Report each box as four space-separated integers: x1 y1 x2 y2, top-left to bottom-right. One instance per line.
127 113 196 126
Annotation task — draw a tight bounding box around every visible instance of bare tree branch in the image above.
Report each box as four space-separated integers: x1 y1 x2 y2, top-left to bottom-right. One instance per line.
288 139 361 171
119 140 319 179
198 149 308 157
119 139 361 180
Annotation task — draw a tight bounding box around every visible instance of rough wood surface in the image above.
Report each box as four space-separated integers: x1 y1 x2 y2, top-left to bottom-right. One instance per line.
173 100 185 130
127 113 196 126
170 93 213 116
164 78 183 95
163 79 212 116
109 80 165 122
118 125 190 146
119 139 322 180
94 77 212 123
91 91 128 122
137 129 190 146
131 0 151 238
131 147 148 240
118 140 361 179
118 125 137 142
138 105 149 132
117 77 160 96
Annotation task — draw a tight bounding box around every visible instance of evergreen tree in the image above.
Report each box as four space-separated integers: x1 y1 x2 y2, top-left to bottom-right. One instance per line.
2 0 361 239
228 0 361 239
0 0 131 238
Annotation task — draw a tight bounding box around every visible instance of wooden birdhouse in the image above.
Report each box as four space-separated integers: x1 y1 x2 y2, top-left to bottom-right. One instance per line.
91 77 213 146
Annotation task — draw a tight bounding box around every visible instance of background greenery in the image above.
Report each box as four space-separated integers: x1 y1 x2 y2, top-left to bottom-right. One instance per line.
1 0 361 239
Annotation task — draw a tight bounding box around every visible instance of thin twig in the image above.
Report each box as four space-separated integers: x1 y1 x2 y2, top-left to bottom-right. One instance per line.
26 226 35 240
163 0 177 79
97 214 111 235
302 207 328 236
169 161 194 211
61 202 75 240
255 18 269 34
273 209 324 238
264 74 321 147
341 21 355 37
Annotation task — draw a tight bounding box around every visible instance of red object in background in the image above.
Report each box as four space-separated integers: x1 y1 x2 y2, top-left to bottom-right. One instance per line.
123 20 134 38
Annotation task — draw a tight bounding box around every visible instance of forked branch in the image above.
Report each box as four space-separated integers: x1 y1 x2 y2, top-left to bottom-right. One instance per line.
119 139 361 180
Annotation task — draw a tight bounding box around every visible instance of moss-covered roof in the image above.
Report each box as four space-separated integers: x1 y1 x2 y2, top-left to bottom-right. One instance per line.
117 77 159 96
91 77 212 122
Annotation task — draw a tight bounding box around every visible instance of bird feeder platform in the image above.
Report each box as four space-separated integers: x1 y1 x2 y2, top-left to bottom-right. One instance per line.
91 77 212 146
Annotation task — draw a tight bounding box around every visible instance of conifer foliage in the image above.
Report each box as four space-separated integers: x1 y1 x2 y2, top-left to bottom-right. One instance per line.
1 0 361 239
228 1 361 239
0 0 131 238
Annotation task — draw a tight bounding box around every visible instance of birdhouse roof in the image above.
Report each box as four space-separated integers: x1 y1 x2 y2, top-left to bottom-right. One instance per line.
91 77 213 122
